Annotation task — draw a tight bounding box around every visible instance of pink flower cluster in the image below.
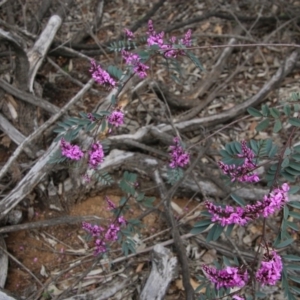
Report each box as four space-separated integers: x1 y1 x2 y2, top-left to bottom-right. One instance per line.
60 138 84 160
255 250 283 286
233 296 244 300
108 110 124 127
124 28 134 40
147 20 192 58
202 265 248 290
169 137 190 168
82 196 126 255
219 141 259 183
203 251 283 289
60 139 106 170
90 60 116 88
122 50 149 78
206 183 289 226
88 142 104 169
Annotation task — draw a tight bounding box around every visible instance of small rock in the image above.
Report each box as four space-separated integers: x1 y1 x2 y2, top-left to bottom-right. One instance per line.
7 210 22 225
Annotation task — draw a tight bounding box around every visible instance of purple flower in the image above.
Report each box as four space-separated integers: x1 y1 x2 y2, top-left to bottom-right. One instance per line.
60 138 84 161
169 137 190 168
256 250 282 286
88 142 104 169
122 50 149 78
105 196 116 210
90 60 116 87
94 239 106 255
180 29 192 47
108 110 124 127
203 265 248 289
219 141 259 183
105 224 120 241
147 20 165 47
206 201 249 226
206 183 290 227
133 61 149 78
232 296 245 300
122 50 140 65
124 28 135 40
117 216 126 225
82 222 104 237
87 113 95 122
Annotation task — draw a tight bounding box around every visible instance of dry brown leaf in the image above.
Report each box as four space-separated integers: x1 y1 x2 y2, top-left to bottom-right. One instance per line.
249 121 257 132
214 24 223 35
200 22 210 31
0 135 11 148
175 278 205 292
175 278 184 290
201 249 217 264
135 262 145 273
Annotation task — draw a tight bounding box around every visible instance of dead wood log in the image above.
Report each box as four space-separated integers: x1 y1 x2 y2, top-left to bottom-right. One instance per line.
0 29 29 90
28 0 53 34
0 79 60 114
140 244 177 300
0 80 94 220
70 0 104 45
164 48 300 130
0 113 35 158
0 236 8 288
27 15 62 92
62 278 130 300
0 288 20 300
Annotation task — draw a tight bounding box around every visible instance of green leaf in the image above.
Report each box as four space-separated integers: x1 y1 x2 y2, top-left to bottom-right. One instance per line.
287 221 298 231
289 211 300 219
225 224 234 236
288 201 300 209
270 107 280 118
282 171 296 182
275 238 294 248
291 92 300 101
264 139 272 154
186 51 205 71
193 219 212 228
283 205 289 220
213 223 224 241
261 104 270 116
289 163 300 172
281 157 290 168
206 223 217 243
220 149 231 158
282 254 300 261
107 65 123 79
288 186 300 194
230 193 245 206
285 167 300 176
290 287 300 295
286 264 300 271
233 141 242 153
255 291 266 299
283 104 292 116
273 119 282 133
256 119 270 132
249 139 258 153
247 107 262 117
222 256 231 266
292 153 300 161
225 143 234 155
190 225 210 235
293 145 300 153
268 144 278 158
289 275 300 283
289 117 300 127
